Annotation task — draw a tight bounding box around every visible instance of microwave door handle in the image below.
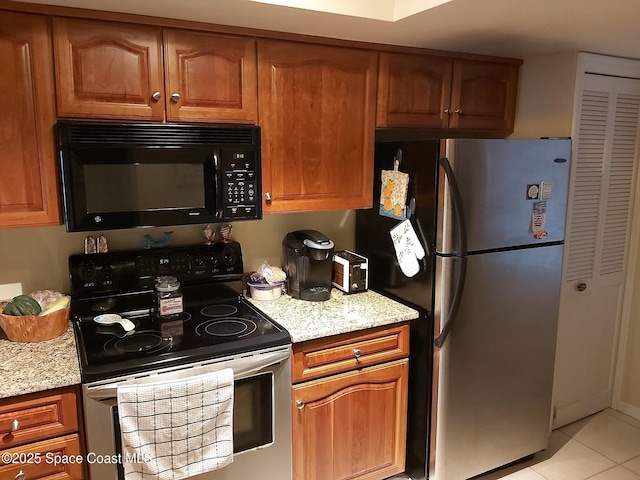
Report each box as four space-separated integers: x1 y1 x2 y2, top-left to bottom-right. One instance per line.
434 156 468 348
213 151 224 220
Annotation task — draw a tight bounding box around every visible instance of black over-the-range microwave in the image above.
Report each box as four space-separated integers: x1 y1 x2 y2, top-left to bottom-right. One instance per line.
56 121 262 232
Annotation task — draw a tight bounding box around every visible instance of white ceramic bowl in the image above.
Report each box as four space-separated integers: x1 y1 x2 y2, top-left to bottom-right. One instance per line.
248 282 283 301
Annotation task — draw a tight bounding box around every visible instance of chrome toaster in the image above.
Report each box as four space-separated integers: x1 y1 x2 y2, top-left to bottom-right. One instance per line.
332 250 368 294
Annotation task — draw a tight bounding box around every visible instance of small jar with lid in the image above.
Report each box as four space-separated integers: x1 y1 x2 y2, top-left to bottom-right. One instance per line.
154 276 183 319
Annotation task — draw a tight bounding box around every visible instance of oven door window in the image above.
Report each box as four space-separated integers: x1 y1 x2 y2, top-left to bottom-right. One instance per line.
234 372 273 453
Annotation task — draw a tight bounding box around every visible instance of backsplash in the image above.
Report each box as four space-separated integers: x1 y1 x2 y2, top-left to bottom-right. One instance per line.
0 210 355 296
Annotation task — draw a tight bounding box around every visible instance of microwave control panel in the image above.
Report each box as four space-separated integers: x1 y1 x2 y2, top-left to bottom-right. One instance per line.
220 149 261 220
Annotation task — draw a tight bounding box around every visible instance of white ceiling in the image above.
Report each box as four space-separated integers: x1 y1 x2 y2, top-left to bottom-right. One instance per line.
13 0 640 60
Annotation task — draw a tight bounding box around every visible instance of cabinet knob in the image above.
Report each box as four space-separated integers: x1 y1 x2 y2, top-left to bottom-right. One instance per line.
10 419 19 432
353 348 362 359
296 400 305 410
170 92 181 103
444 108 451 114
577 282 587 292
151 91 161 102
454 109 463 114
15 471 25 480
265 192 272 204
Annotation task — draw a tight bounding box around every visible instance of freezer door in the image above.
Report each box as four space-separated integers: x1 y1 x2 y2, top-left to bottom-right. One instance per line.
433 244 562 480
437 139 570 254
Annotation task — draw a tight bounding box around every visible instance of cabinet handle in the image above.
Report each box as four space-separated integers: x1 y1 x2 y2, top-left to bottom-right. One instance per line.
444 108 451 114
296 400 305 410
577 282 587 292
170 92 181 103
10 419 19 432
151 91 161 102
353 348 362 359
15 471 25 480
265 192 272 204
454 109 463 114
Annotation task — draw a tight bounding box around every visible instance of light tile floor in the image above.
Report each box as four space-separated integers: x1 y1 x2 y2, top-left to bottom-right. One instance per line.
391 408 640 480
476 409 640 480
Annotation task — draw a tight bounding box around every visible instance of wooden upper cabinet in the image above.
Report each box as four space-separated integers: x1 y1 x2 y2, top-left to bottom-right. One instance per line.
0 12 60 228
377 52 452 128
53 17 165 120
449 59 519 131
258 40 377 213
164 30 257 122
377 52 520 132
53 18 257 123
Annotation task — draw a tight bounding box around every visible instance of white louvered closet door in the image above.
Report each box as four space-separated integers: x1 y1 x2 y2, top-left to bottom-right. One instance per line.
553 73 640 428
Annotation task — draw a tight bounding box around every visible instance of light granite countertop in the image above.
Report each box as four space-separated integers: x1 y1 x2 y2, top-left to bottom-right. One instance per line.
248 288 420 343
0 324 81 399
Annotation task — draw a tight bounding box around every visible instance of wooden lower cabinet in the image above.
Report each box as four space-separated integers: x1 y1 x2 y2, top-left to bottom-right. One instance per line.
0 434 83 480
292 359 409 480
0 386 84 479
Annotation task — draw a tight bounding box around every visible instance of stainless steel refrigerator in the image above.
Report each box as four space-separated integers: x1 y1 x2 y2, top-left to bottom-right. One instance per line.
355 137 571 480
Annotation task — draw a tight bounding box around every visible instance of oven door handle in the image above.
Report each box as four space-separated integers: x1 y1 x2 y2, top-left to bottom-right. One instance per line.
85 347 291 400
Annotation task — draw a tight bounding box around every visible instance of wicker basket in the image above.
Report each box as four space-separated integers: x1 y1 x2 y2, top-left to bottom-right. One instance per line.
0 307 70 343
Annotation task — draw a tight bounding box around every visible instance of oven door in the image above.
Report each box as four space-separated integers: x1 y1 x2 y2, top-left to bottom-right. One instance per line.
83 346 292 480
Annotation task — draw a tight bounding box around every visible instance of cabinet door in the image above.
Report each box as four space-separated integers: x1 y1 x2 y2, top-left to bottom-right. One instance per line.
53 17 164 120
0 12 60 228
449 59 519 131
258 40 377 212
292 359 408 480
377 52 452 128
164 30 257 123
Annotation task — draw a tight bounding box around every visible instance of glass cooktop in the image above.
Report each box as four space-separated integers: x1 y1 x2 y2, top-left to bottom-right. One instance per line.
73 284 290 382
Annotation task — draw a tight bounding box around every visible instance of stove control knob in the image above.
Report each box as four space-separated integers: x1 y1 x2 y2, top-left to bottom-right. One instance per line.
78 261 96 281
223 250 237 267
210 256 222 269
192 255 206 269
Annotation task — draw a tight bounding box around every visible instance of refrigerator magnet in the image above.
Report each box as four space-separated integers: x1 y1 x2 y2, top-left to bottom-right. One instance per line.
531 201 548 239
379 155 409 220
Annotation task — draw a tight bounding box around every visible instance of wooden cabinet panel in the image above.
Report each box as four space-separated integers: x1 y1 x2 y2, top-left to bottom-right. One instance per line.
164 30 257 122
293 323 410 383
53 19 258 123
258 40 377 212
0 387 78 450
292 360 408 480
0 12 60 228
377 53 519 132
449 59 519 131
0 434 83 480
53 17 165 120
377 52 452 128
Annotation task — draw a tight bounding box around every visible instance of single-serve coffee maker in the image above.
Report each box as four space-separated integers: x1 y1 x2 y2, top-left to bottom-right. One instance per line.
283 230 335 301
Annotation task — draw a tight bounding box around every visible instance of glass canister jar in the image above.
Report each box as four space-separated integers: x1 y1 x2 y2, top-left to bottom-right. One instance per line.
154 276 183 319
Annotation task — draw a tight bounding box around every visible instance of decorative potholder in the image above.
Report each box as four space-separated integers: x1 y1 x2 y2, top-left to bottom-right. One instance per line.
379 150 409 220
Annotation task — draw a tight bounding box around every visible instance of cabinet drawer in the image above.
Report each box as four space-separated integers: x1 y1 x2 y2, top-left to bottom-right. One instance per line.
0 388 78 449
292 323 409 383
0 433 83 480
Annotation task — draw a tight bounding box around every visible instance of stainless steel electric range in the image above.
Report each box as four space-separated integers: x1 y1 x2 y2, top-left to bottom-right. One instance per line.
69 242 293 480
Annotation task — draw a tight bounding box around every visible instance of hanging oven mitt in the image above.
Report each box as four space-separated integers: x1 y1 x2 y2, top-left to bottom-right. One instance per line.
390 219 425 277
379 150 409 220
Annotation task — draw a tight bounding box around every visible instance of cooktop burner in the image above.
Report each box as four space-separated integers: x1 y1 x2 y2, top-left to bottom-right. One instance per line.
197 317 258 337
69 243 290 383
106 330 171 354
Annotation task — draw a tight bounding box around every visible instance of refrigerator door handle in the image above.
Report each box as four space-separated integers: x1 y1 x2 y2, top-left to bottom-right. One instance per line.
434 157 468 348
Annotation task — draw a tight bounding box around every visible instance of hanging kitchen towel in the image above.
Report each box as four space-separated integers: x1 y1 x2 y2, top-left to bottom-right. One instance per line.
379 150 409 220
117 368 234 480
